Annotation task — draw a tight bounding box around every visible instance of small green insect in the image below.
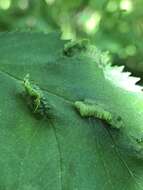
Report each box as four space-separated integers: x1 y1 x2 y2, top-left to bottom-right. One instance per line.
23 74 50 119
63 39 89 57
74 100 124 129
24 74 42 112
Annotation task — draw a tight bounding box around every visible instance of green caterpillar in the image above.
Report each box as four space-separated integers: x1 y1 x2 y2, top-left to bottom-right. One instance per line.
23 74 50 119
74 100 124 129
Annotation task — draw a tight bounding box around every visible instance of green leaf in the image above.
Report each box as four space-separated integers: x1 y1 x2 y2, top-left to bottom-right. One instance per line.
0 32 143 190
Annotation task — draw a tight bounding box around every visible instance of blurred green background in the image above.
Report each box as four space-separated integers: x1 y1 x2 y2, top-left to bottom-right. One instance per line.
0 0 143 76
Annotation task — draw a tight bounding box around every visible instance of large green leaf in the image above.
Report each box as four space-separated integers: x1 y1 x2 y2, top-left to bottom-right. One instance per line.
0 32 143 190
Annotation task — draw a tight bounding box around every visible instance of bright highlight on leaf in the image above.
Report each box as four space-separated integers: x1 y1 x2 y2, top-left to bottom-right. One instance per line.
83 45 143 92
120 0 133 12
0 0 11 10
85 12 101 33
104 65 143 92
45 0 55 5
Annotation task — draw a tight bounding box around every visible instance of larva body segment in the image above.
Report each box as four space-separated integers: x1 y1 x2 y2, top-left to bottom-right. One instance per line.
75 101 112 120
74 100 124 129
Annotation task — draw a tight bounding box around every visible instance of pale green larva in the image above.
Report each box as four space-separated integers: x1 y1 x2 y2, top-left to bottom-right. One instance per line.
74 100 124 129
75 101 112 120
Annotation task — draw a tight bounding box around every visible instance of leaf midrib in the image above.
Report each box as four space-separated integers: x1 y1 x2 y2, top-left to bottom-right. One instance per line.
0 68 73 104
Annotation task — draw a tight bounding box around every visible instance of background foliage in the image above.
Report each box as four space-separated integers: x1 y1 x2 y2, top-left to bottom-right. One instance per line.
0 0 143 75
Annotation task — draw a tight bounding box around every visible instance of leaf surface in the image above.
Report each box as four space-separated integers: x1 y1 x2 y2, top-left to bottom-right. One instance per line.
0 32 143 190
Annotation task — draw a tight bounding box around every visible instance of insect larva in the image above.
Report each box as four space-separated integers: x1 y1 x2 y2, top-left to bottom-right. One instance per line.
23 74 50 119
75 101 112 121
74 100 124 129
63 39 89 57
